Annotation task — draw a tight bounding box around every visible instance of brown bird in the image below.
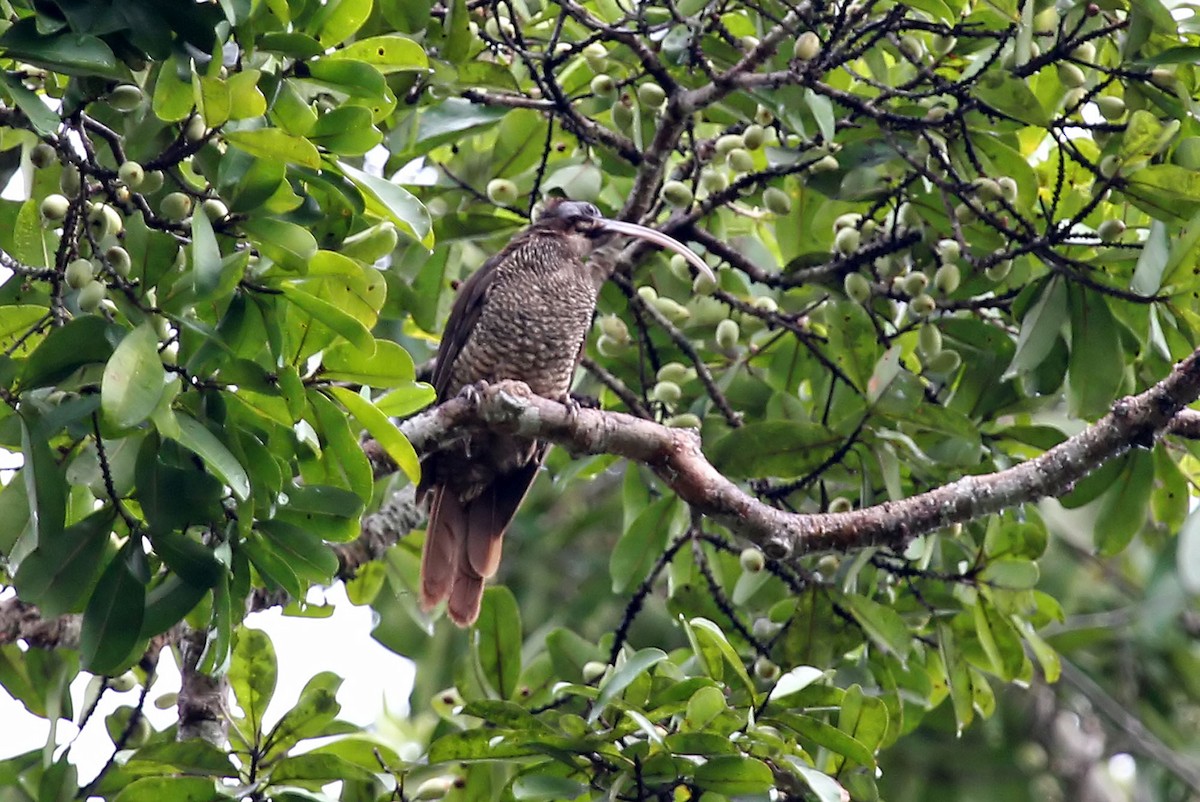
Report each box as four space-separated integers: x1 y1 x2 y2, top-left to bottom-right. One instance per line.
417 198 714 626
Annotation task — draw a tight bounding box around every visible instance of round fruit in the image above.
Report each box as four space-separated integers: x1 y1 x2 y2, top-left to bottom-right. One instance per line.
974 178 1003 202
65 258 93 289
636 285 657 303
657 362 691 383
934 262 961 294
184 114 206 142
590 74 616 97
753 296 778 313
1098 154 1120 179
844 272 871 303
637 82 665 107
1150 68 1175 89
652 297 689 322
1097 218 1126 242
716 318 740 350
141 170 164 193
828 496 853 513
715 134 744 155
666 413 702 428
581 661 607 683
1057 62 1086 88
931 33 957 55
925 348 962 373
583 42 607 70
902 271 930 296
793 31 821 61
41 194 69 222
899 35 925 62
763 187 791 215
77 280 106 312
918 324 942 355
935 238 960 262
998 176 1019 203
754 657 779 680
651 380 682 404
1071 41 1096 62
108 84 144 112
486 178 518 206
910 293 936 316
834 227 860 255
201 198 229 220
105 246 131 277
60 165 81 195
727 148 754 173
596 334 626 357
599 315 630 344
1095 95 1125 121
611 101 634 131
700 168 728 193
742 124 766 150
118 160 144 188
662 179 693 207
30 143 55 169
693 271 716 294
161 192 193 221
810 154 839 173
754 105 774 125
740 547 765 573
985 259 1012 282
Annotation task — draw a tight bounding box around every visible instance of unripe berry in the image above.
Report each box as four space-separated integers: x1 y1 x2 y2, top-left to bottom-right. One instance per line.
662 180 693 207
754 656 780 681
716 134 744 156
30 143 55 169
486 178 518 205
974 178 1004 202
910 293 936 316
918 323 942 355
77 280 106 312
844 272 871 303
666 412 702 428
590 73 616 97
184 114 206 142
656 362 692 383
742 124 766 150
105 245 131 277
611 101 634 131
998 176 1019 203
141 170 164 193
1057 62 1086 88
161 192 192 221
599 315 630 344
925 348 962 373
583 42 608 70
1098 154 1120 179
581 661 608 683
1097 218 1126 242
596 334 626 357
793 31 821 61
740 547 765 572
809 154 839 173
108 84 144 112
935 238 960 262
899 35 925 62
1095 95 1125 121
1150 68 1175 90
65 258 94 289
637 82 665 107
902 271 930 296
652 296 690 322
834 227 860 254
763 186 791 215
1071 41 1096 62
118 160 144 189
727 148 755 173
984 259 1012 282
41 194 69 222
60 165 80 195
716 318 740 350
828 496 854 513
636 285 657 303
201 198 229 220
700 168 728 193
934 262 961 294
651 380 682 404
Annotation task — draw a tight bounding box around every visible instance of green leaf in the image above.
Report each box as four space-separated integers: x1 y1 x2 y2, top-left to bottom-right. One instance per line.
226 129 321 169
281 284 375 353
0 19 123 78
686 618 756 699
1066 284 1123 418
113 777 223 802
973 601 1025 681
610 496 682 593
975 70 1049 126
1004 277 1065 378
709 420 842 479
141 574 209 638
272 484 364 543
328 34 429 72
842 593 911 659
587 648 666 724
306 0 372 46
263 672 343 759
322 339 415 385
190 210 236 300
337 159 432 247
18 410 65 549
101 324 167 429
375 383 437 417
0 74 60 136
693 755 774 796
511 774 588 801
230 627 277 737
476 586 523 699
257 519 339 582
81 545 147 674
20 315 115 389
326 386 420 483
1125 165 1200 221
1093 448 1153 556
172 414 252 501
13 510 112 617
773 712 876 769
980 558 1040 590
240 218 317 271
125 740 237 776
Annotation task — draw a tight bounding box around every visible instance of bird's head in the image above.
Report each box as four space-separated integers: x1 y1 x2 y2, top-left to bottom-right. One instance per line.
534 198 715 282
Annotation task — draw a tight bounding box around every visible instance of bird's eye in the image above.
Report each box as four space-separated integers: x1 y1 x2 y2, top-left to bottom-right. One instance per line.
583 203 601 218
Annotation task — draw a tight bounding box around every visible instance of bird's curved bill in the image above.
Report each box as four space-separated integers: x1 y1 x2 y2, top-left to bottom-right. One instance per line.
599 219 716 282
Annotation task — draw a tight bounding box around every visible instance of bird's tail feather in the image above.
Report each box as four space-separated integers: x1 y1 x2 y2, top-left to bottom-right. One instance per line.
419 487 462 612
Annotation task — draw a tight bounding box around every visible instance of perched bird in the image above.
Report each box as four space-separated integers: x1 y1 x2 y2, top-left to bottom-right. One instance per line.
417 198 714 626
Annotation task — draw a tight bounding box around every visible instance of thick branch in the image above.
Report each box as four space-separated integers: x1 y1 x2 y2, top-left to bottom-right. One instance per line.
400 347 1200 561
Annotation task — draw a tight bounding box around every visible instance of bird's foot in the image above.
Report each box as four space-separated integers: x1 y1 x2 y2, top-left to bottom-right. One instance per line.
458 380 490 406
568 392 601 410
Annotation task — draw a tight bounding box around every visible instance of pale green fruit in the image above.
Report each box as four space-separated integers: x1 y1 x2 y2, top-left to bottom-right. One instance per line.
590 74 616 97
1057 62 1086 88
998 176 1019 203
931 33 957 56
201 198 229 220
636 285 657 303
161 192 192 221
828 496 853 513
834 227 860 254
611 101 634 131
141 170 164 193
595 334 626 357
656 362 692 383
1150 68 1175 90
898 35 925 61
740 547 765 573
934 262 961 294
693 271 716 295
662 179 693 207
486 178 518 205
108 673 137 692
65 258 94 289
184 114 206 142
88 203 120 238
753 296 778 313
793 31 821 61
953 203 976 223
30 142 55 169
1095 95 1125 121
834 212 863 231
652 296 690 322
715 134 744 155
974 178 1003 202
583 42 608 70
754 105 774 125
599 315 630 344
665 413 701 428
105 246 131 277
935 238 960 262
118 160 144 189
985 259 1012 282
108 84 144 112
919 324 942 355
716 318 740 350
1098 154 1120 178
77 280 106 312
411 776 456 801
581 661 608 682
60 164 81 194
651 380 682 404
902 271 930 296
754 656 779 680
844 272 871 303
700 168 728 193
910 293 936 316
41 194 69 222
1071 41 1095 62
809 154 839 173
1097 218 1126 242
727 148 754 173
742 124 766 150
763 186 791 215
926 348 962 373
637 82 665 107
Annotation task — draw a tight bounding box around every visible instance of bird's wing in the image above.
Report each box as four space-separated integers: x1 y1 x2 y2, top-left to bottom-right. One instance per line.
431 248 507 398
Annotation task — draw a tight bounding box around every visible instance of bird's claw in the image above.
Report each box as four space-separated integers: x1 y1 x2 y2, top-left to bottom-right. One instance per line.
459 380 489 406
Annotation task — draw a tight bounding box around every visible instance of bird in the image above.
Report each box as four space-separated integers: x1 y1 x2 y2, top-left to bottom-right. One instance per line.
417 198 715 626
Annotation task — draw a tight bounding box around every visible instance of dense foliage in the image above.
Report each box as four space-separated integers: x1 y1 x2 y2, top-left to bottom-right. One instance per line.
0 0 1199 799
